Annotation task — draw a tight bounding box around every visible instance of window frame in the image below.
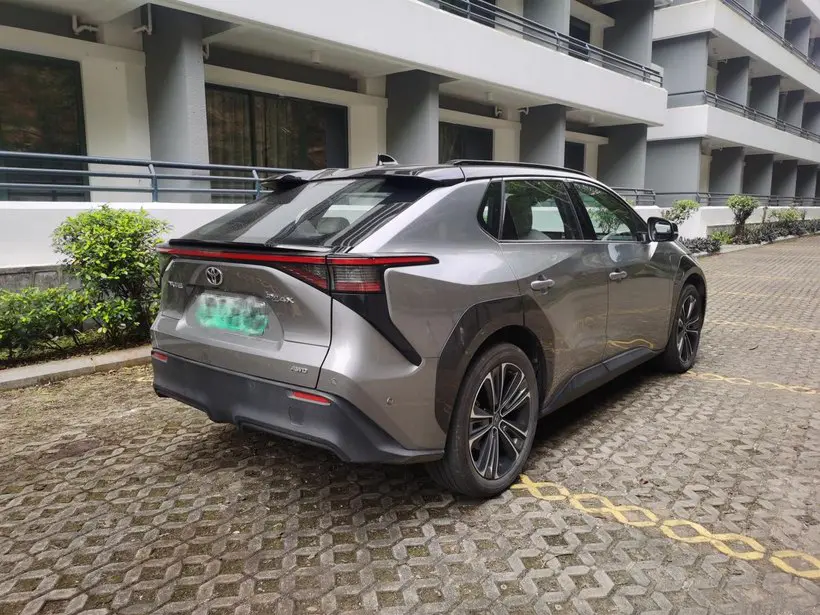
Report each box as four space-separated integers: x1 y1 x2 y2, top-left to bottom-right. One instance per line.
495 176 585 243
566 180 649 243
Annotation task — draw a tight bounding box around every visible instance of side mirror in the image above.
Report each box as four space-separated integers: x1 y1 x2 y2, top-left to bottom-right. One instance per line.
648 217 678 242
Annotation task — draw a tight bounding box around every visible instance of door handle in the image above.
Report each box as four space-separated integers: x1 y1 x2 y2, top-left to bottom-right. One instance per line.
530 279 555 292
609 270 628 281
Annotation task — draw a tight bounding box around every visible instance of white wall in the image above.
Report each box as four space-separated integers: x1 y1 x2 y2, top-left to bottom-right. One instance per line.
165 0 668 126
654 0 820 98
4 202 818 269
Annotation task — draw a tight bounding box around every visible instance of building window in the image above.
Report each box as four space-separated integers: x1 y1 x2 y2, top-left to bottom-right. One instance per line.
569 17 591 60
0 50 86 201
564 141 586 172
206 85 348 170
439 122 493 163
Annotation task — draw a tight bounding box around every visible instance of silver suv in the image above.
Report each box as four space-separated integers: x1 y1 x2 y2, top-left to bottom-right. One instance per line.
151 160 706 497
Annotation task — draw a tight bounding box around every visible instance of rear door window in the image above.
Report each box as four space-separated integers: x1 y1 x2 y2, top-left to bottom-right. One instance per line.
183 178 433 248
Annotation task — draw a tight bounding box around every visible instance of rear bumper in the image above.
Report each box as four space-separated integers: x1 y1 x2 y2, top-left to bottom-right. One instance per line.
152 352 442 464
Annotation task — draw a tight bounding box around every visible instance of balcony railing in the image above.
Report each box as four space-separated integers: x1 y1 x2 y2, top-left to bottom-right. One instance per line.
721 0 819 71
669 90 820 143
0 151 292 203
614 187 657 206
655 191 820 207
430 0 663 86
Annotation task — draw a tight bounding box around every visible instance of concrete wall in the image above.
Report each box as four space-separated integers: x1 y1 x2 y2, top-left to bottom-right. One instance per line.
523 0 570 34
603 0 654 66
743 154 775 196
749 76 781 118
520 105 566 165
652 34 709 95
709 147 744 194
716 57 750 105
386 70 440 165
645 138 703 204
598 124 648 188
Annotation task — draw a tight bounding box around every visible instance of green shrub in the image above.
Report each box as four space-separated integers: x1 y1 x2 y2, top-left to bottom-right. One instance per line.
770 206 804 223
662 199 700 224
726 195 759 235
52 205 169 344
681 237 721 254
0 286 89 358
709 230 733 245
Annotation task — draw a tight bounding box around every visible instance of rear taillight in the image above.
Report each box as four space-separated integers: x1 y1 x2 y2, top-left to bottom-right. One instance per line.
156 247 437 294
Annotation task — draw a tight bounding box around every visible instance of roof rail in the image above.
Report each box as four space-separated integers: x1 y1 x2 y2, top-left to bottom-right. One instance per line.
446 159 591 178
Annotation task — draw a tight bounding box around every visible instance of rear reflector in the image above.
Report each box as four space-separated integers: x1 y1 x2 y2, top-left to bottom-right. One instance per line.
288 390 332 406
151 350 168 363
156 246 437 294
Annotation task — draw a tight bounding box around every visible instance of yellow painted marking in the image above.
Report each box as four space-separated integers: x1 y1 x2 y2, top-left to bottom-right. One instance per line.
682 371 817 395
513 475 820 580
606 338 657 351
709 320 820 334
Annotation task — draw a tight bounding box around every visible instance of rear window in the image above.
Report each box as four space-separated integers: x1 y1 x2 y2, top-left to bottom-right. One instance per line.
183 178 433 247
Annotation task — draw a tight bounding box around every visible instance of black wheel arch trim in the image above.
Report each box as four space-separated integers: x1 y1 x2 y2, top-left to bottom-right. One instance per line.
434 295 554 432
667 256 707 341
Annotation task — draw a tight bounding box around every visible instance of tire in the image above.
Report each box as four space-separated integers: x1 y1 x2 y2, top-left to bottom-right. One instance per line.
658 284 703 373
427 343 539 498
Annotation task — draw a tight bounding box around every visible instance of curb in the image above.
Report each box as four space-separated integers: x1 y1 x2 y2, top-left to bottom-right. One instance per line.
0 346 151 392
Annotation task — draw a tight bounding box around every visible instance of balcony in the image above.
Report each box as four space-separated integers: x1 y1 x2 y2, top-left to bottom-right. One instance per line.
433 0 663 86
669 90 820 143
655 191 820 207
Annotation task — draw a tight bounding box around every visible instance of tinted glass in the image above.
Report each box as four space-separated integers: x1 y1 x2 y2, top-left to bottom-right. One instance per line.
183 178 432 248
478 181 503 237
439 122 493 163
502 180 580 240
573 182 644 241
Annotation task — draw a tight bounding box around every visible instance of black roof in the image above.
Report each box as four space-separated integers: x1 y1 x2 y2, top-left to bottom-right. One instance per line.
264 159 592 189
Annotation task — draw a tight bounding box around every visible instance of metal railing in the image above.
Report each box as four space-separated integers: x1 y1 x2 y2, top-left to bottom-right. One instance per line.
614 187 657 206
0 151 292 202
669 90 820 143
721 0 820 72
655 192 820 207
431 0 663 86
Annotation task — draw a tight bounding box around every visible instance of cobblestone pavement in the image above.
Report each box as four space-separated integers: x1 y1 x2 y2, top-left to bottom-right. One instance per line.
1 237 819 615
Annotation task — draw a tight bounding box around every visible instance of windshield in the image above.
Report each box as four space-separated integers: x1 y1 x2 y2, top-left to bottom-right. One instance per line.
182 178 432 248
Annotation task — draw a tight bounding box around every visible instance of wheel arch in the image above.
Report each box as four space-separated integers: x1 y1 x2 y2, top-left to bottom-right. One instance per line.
434 297 549 434
667 256 707 340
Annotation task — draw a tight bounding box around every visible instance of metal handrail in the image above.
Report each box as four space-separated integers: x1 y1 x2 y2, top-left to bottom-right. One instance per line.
669 90 820 143
0 150 294 201
434 0 663 86
721 0 819 71
655 191 818 207
614 187 656 206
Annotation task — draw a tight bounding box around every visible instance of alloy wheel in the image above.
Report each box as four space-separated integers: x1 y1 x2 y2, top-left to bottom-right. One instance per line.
468 363 531 480
676 294 701 365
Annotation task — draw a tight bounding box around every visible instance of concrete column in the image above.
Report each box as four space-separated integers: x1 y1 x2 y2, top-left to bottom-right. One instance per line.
598 124 647 189
811 38 820 63
758 0 787 38
803 102 820 134
786 18 811 55
709 147 744 194
749 76 780 117
716 58 750 105
603 0 654 66
743 154 774 200
779 90 805 127
523 0 570 35
386 70 439 165
652 34 709 96
143 5 208 201
520 105 566 166
796 165 817 198
772 160 798 197
645 138 702 206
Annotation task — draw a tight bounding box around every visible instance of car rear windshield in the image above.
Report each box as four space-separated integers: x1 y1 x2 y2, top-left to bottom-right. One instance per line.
182 178 433 248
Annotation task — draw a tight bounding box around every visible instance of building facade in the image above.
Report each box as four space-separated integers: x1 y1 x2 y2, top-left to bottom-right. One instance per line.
648 0 820 207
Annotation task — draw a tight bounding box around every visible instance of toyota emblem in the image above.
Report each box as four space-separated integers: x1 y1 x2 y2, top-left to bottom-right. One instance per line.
205 266 223 286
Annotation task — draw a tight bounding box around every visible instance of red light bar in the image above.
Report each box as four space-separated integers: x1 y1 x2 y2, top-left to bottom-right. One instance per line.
327 255 437 266
157 246 325 265
288 390 332 406
151 350 168 363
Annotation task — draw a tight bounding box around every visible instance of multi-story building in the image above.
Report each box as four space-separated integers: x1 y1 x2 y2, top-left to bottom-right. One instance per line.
648 0 820 210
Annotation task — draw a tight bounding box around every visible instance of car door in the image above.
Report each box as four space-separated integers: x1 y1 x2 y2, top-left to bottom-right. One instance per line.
496 177 610 399
568 180 675 360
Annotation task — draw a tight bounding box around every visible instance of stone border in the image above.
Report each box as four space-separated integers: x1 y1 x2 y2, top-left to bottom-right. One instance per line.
0 346 151 391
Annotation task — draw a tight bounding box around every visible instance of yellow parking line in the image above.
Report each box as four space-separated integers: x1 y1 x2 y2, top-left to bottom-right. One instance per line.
512 475 820 580
682 371 817 395
708 320 820 334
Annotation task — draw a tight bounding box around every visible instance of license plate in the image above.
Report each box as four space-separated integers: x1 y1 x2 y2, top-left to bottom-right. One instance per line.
193 292 269 336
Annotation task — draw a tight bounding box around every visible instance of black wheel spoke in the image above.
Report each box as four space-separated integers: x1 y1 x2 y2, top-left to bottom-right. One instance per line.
677 294 701 364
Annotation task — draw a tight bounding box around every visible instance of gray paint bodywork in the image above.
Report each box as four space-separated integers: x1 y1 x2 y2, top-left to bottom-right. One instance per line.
152 163 705 462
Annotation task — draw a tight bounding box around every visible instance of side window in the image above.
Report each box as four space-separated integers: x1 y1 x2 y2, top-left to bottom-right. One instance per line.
501 180 580 241
478 181 503 238
572 182 644 241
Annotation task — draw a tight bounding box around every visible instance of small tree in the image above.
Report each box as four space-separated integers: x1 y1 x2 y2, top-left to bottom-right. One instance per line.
662 199 700 224
726 195 759 236
53 206 169 344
